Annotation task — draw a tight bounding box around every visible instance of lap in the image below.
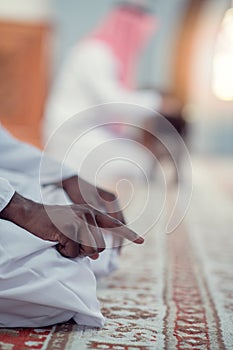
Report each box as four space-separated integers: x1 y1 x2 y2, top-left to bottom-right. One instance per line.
0 220 104 327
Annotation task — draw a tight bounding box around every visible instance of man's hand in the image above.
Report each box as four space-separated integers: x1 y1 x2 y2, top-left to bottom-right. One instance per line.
0 192 143 258
61 176 127 248
62 176 125 222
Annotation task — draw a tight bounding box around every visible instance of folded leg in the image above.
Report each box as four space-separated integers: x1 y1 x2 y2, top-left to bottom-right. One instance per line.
0 221 104 328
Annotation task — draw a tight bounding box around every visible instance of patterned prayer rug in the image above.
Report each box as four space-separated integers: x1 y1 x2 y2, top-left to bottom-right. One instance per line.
0 160 233 349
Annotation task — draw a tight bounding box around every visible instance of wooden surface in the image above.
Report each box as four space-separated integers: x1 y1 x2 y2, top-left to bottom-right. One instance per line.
172 0 207 105
0 20 51 148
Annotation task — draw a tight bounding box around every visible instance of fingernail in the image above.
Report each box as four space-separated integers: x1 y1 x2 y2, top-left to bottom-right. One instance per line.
90 253 100 260
135 237 144 244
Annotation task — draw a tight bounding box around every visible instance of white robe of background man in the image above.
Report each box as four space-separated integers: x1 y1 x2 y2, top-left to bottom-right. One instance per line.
0 126 113 328
44 8 162 185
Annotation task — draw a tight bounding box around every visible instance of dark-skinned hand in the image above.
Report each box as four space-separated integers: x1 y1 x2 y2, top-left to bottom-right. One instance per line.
61 176 127 248
0 192 143 259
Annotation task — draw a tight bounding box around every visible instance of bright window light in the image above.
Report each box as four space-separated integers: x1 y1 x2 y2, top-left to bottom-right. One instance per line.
212 7 233 101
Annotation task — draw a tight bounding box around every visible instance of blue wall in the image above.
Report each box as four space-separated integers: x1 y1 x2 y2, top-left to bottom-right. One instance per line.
50 0 187 88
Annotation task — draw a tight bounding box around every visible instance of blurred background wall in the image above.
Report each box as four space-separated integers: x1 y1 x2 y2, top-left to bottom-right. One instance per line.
51 0 187 89
0 0 51 146
0 0 232 155
187 0 233 154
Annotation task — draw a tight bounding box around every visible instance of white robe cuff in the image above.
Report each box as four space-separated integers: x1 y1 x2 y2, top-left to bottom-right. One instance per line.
0 177 15 212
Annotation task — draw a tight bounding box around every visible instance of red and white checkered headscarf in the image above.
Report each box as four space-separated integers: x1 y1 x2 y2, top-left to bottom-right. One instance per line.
89 5 157 88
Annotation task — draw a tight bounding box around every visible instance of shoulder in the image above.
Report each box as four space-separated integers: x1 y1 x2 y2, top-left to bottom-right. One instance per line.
69 40 115 65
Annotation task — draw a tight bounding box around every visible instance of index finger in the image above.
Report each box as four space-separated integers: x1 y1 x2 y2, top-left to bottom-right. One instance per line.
94 210 144 244
96 189 125 220
105 199 126 225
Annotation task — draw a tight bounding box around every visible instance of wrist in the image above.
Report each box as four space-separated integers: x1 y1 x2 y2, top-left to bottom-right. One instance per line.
62 175 83 204
62 175 78 190
0 192 38 228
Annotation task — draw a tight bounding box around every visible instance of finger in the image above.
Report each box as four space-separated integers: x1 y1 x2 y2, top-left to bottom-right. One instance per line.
55 228 83 258
89 252 99 260
92 196 126 226
97 188 116 202
78 243 98 257
73 204 143 244
94 211 144 244
100 200 126 248
113 211 126 225
56 238 80 258
105 201 127 225
87 188 126 225
69 205 105 252
96 188 118 212
78 213 105 256
91 208 123 228
96 191 127 248
104 225 144 245
84 211 106 251
82 199 125 249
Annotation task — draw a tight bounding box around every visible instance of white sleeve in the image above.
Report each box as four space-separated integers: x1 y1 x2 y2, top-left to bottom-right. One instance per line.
0 177 15 212
0 126 76 185
76 42 162 122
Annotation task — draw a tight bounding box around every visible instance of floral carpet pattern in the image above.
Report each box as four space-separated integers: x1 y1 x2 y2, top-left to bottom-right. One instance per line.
0 159 233 349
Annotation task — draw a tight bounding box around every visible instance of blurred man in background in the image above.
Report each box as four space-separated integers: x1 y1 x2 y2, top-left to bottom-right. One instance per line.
44 0 181 185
